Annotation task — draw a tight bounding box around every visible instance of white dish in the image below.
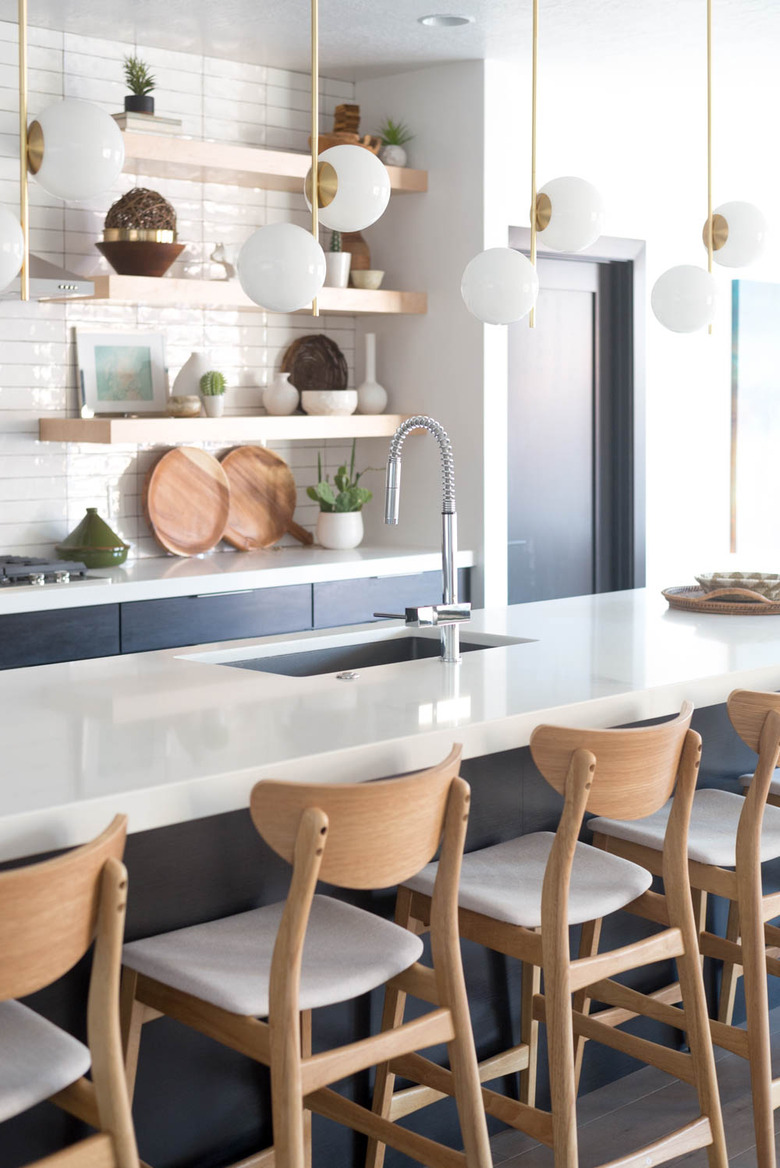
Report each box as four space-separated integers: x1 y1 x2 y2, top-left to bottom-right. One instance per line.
301 389 358 416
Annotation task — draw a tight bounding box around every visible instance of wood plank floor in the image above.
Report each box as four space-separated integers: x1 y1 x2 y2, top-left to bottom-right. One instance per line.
489 1007 780 1166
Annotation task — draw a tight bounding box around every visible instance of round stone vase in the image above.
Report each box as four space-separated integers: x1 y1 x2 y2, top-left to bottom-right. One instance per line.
316 511 364 550
264 371 299 416
172 350 211 397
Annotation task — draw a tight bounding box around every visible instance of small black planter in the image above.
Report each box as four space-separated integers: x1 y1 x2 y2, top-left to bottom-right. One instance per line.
124 94 154 115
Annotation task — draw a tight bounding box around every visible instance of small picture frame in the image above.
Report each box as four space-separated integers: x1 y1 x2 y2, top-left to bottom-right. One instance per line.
76 330 167 415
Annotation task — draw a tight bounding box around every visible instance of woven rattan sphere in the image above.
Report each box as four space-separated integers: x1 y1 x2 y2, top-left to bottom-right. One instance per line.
104 188 176 232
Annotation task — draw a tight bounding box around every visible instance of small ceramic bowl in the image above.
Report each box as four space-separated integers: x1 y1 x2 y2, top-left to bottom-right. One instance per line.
301 389 358 416
351 269 385 291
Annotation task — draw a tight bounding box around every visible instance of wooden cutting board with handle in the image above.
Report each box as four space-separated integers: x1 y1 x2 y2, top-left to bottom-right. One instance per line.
221 445 313 550
145 447 231 556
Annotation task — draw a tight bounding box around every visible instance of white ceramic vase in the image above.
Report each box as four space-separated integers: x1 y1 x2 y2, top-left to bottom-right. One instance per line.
316 511 364 550
201 394 225 417
324 252 351 288
380 144 407 168
264 371 299 416
357 332 387 415
172 350 211 397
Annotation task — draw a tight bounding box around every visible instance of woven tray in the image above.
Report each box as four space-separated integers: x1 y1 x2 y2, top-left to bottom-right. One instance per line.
663 585 780 615
281 334 348 392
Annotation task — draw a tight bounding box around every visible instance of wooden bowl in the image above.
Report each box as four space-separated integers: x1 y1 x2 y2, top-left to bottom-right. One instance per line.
96 239 185 278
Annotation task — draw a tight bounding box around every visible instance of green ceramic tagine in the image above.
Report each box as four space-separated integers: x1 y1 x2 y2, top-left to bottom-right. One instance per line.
55 507 130 568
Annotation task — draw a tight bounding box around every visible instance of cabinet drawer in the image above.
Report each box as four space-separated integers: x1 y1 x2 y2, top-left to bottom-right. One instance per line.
0 604 120 669
120 585 312 653
313 569 471 630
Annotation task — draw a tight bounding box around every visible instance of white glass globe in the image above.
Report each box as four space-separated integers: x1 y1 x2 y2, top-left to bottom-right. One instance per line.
238 222 326 312
0 207 24 292
709 201 767 268
651 265 718 333
537 176 605 253
305 145 391 232
461 247 539 325
31 100 124 201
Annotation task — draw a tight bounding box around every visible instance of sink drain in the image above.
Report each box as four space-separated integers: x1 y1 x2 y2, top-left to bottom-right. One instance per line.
336 670 360 681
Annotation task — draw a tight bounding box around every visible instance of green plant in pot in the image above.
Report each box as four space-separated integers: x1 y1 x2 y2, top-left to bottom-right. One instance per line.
324 229 351 288
123 55 156 115
200 370 227 418
56 507 130 569
377 117 414 168
307 443 372 549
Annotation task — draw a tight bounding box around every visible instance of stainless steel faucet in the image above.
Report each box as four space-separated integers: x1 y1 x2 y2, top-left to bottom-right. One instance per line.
380 416 471 663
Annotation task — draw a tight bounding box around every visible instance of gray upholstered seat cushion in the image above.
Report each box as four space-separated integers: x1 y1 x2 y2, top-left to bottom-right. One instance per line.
0 999 91 1123
404 832 652 929
739 770 780 796
123 894 423 1017
589 788 780 867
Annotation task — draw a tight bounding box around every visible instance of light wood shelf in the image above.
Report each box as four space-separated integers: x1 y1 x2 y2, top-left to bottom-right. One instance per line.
38 414 409 446
41 275 426 315
121 131 428 194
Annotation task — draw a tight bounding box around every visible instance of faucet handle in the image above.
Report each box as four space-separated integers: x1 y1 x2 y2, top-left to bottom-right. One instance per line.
373 612 406 620
373 603 471 627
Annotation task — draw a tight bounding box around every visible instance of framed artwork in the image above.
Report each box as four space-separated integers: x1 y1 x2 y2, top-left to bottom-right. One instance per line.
76 330 167 415
730 281 780 552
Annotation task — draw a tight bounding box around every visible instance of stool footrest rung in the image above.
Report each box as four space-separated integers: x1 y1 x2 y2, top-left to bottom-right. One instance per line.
387 1041 529 1120
597 1116 712 1168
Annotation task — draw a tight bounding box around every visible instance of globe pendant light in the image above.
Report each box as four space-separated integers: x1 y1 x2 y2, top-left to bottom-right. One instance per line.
304 143 390 232
651 265 718 334
461 248 539 326
0 205 24 292
705 200 767 268
27 100 124 201
238 0 326 314
535 176 606 254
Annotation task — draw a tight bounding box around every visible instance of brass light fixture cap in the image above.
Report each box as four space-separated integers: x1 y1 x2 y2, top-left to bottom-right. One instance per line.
532 192 552 231
27 119 43 174
702 212 728 251
304 160 338 209
102 227 177 243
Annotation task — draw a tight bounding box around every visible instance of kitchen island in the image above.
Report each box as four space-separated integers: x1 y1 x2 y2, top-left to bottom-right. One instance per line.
4 587 779 1168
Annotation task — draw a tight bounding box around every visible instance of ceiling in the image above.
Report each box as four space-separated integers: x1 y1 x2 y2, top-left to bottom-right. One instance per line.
0 0 775 79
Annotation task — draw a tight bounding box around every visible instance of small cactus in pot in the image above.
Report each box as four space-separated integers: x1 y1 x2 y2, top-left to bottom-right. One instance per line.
200 369 227 417
325 228 351 288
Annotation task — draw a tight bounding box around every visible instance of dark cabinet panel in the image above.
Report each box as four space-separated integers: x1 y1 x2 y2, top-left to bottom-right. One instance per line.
313 569 471 630
120 585 312 653
0 604 120 670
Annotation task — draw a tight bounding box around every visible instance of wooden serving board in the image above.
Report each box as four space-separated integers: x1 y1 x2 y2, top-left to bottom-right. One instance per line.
145 446 230 556
221 446 313 550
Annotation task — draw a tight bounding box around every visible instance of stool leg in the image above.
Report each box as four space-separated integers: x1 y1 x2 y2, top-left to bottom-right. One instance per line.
545 955 578 1167
739 879 776 1168
301 1010 312 1168
519 954 541 1106
691 888 708 969
717 900 741 1026
270 1038 306 1168
119 968 144 1100
572 917 602 1092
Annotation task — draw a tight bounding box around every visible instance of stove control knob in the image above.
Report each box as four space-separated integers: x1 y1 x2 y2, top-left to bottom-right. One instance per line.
54 571 70 583
27 573 46 586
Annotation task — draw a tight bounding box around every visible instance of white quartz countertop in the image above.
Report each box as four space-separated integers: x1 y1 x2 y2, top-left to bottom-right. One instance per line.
3 587 780 863
0 546 473 614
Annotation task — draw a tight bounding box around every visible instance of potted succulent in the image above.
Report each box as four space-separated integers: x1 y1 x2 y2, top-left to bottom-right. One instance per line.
377 118 414 168
123 55 156 115
199 370 227 418
307 443 372 549
324 229 351 288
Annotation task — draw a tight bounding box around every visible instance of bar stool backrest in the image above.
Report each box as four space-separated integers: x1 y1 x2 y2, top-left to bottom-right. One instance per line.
251 745 462 890
728 689 780 753
0 816 127 1001
529 703 693 820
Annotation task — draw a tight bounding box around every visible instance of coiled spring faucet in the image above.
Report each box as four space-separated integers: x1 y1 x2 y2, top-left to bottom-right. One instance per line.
381 416 471 663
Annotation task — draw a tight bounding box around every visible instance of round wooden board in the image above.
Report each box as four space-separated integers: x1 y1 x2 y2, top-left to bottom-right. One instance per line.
662 585 780 616
221 446 298 550
145 447 230 556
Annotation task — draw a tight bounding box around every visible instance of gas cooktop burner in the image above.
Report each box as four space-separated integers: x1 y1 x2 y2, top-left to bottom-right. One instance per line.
0 556 93 586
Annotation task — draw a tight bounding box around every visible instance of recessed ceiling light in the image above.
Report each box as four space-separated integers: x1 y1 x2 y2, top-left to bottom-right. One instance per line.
418 14 475 27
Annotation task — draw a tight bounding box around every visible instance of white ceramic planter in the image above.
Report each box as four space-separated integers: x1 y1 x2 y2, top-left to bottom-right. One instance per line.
264 371 299 415
200 394 225 417
316 511 364 550
379 144 407 168
324 252 351 288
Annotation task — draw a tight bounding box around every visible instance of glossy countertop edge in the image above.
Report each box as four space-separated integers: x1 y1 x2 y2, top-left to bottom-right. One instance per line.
3 587 780 863
0 546 475 615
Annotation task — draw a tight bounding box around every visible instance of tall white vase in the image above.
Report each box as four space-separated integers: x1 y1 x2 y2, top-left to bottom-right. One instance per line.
172 350 211 398
356 332 387 415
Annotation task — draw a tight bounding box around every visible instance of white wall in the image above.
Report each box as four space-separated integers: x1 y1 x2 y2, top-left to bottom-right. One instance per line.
0 23 357 558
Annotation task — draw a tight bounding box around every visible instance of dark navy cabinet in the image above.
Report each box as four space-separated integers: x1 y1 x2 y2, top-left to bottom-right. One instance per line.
0 604 120 669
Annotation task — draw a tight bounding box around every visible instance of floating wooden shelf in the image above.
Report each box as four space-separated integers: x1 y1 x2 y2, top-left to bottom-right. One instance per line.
121 131 428 194
38 414 410 446
40 275 426 315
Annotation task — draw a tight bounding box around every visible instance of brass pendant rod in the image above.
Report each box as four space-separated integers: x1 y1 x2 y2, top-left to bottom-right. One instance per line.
706 0 713 276
310 0 319 317
529 0 538 328
18 0 29 301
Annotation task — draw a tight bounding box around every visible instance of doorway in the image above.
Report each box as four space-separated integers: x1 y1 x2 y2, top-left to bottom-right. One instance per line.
507 232 645 605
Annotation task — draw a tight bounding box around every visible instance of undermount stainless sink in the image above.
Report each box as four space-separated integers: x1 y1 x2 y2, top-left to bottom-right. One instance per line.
183 628 530 679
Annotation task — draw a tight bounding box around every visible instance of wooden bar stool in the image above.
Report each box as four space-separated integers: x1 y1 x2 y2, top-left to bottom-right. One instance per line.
586 689 780 1168
367 704 728 1168
0 815 138 1168
120 747 493 1168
